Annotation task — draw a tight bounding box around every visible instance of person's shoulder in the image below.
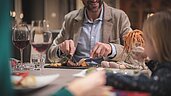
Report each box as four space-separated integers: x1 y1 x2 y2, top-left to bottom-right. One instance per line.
64 9 83 19
65 10 80 17
104 4 127 18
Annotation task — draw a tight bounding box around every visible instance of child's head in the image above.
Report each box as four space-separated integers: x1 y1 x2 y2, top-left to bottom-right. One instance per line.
143 10 171 62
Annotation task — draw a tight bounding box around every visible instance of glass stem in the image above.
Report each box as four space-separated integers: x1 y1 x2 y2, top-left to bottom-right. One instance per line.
40 53 43 70
20 49 23 66
40 52 45 75
40 53 43 63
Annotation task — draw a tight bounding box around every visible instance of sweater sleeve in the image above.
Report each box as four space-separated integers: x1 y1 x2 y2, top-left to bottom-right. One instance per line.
52 87 74 96
106 66 171 96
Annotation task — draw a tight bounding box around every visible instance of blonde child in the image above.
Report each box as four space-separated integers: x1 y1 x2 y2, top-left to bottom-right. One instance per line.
106 10 171 96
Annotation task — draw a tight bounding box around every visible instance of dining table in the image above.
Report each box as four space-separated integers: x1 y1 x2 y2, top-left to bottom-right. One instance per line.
13 67 151 96
14 68 82 96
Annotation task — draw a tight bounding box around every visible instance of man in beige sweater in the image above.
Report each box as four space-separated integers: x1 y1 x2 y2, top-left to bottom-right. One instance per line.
48 0 132 66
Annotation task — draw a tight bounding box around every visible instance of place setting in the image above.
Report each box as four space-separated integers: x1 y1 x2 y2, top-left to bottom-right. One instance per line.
10 20 60 91
11 71 59 91
44 55 94 69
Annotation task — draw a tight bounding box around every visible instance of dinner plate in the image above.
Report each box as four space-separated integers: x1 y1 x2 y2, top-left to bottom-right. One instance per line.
11 74 59 90
44 64 89 69
73 68 141 77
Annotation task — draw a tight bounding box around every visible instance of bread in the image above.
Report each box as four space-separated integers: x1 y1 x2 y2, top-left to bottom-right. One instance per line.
20 76 36 87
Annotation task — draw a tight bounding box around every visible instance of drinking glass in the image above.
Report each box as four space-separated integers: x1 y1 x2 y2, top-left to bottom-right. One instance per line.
30 20 52 70
12 23 30 70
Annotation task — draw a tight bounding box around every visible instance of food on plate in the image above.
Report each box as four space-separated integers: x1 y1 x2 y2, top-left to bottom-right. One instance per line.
50 63 62 67
49 59 89 67
20 76 36 87
66 58 88 67
86 67 113 74
86 67 97 74
58 54 89 67
12 71 37 88
12 75 36 88
78 58 88 67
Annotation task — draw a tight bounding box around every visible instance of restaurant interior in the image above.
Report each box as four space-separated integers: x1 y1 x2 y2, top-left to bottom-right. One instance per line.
2 0 171 95
11 0 171 62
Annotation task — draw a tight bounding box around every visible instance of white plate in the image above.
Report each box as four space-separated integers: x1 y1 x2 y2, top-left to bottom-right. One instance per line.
73 69 87 77
73 68 140 77
11 74 59 90
73 68 105 77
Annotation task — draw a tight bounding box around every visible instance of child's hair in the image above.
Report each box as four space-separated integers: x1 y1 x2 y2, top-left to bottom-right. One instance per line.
143 9 171 62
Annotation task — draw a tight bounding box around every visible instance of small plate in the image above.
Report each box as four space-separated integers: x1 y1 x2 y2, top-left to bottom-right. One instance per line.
11 74 59 90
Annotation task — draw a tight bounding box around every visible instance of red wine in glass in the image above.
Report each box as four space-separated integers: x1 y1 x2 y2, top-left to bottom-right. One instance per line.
12 23 30 70
32 43 51 53
30 20 52 70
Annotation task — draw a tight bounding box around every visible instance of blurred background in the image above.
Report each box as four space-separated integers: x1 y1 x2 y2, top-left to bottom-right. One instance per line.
10 0 171 62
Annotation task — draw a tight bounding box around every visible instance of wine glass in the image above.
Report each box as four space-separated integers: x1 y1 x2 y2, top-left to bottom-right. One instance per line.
12 23 30 70
30 20 52 70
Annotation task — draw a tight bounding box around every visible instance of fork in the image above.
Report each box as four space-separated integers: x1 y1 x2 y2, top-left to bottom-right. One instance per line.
67 54 79 65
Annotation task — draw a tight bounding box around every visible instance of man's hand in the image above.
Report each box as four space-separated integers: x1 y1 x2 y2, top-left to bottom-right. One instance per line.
90 42 112 58
58 40 76 55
